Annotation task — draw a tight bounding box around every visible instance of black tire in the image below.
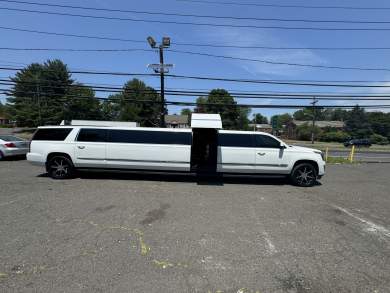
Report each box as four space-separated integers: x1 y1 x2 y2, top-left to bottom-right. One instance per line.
0 151 4 160
290 163 317 187
47 156 74 179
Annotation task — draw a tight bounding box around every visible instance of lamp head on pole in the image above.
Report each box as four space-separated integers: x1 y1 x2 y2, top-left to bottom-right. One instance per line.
147 36 157 48
162 37 171 48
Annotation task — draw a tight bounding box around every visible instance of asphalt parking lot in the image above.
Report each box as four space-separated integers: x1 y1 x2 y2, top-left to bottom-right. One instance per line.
0 161 389 293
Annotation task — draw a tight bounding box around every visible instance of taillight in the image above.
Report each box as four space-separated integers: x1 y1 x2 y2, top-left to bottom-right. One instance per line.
4 142 16 148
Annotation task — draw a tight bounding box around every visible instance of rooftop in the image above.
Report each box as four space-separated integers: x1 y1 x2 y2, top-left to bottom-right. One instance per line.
164 115 189 124
293 120 345 128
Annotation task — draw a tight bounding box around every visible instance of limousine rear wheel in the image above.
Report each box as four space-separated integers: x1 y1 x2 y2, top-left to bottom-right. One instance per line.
290 163 317 187
48 156 74 179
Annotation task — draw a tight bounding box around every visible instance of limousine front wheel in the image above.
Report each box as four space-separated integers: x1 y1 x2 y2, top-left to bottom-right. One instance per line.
290 163 317 187
47 156 74 179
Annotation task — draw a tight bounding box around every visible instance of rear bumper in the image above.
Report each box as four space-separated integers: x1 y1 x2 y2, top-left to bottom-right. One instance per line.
27 153 46 166
2 148 28 157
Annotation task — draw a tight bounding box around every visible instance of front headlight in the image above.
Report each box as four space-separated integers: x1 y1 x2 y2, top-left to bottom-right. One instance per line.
314 150 325 161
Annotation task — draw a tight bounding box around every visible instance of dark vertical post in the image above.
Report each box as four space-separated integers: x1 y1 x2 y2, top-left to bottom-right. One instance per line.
36 81 42 126
159 45 165 128
311 96 318 144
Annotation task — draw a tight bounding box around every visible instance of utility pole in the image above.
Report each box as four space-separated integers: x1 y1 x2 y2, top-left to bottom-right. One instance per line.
311 97 318 144
147 36 173 128
35 80 42 126
159 45 165 128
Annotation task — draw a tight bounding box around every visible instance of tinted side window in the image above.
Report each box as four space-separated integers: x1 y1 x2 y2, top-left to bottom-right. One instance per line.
77 129 107 142
108 130 191 145
32 128 73 141
255 135 280 148
218 134 254 148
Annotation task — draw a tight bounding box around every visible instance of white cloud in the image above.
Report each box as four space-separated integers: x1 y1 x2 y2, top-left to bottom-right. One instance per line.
329 80 390 113
196 28 326 77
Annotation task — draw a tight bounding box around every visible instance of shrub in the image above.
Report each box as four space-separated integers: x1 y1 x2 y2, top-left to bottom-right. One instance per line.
295 123 322 141
370 133 389 145
319 131 350 143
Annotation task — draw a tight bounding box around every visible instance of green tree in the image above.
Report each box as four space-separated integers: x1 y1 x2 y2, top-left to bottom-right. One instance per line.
0 101 5 116
271 113 293 130
367 112 390 139
237 107 251 130
293 108 326 121
296 123 322 141
252 113 268 124
63 84 102 121
345 106 372 138
195 89 244 129
7 60 73 126
101 96 121 121
370 133 389 145
107 79 163 127
330 109 349 121
180 108 192 116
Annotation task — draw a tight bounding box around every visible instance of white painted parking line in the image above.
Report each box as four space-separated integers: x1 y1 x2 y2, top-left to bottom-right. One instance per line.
333 205 390 239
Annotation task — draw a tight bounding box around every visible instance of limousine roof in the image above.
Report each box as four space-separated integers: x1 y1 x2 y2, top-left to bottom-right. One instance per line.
191 114 222 129
37 125 278 136
37 125 192 132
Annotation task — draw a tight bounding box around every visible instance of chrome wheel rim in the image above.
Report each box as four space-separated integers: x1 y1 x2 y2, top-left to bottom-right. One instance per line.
51 158 69 177
295 166 316 186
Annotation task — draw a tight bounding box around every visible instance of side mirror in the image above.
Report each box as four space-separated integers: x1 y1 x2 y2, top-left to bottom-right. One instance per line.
279 143 287 149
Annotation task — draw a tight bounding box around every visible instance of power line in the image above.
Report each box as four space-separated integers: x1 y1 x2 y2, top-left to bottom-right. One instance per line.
0 26 148 43
0 47 156 52
3 6 390 31
3 42 390 74
2 26 390 52
1 0 390 24
2 89 390 109
5 78 390 97
5 66 390 88
4 80 390 100
168 49 390 72
176 0 390 11
5 46 390 52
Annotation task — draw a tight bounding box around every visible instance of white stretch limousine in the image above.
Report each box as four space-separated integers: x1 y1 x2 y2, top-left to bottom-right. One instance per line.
27 125 325 187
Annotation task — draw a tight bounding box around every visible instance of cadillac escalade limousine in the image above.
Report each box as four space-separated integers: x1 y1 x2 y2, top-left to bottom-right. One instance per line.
27 115 325 187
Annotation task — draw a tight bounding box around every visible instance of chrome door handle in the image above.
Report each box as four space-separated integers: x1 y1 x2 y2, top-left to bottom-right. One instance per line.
78 146 85 149
257 152 266 156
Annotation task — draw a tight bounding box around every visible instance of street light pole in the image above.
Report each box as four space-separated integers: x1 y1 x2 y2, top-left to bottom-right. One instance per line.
147 36 172 128
159 45 165 128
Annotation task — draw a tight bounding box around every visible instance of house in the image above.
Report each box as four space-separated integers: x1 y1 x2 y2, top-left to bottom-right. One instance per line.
292 120 345 129
165 115 189 128
284 120 345 139
0 115 10 125
248 123 273 133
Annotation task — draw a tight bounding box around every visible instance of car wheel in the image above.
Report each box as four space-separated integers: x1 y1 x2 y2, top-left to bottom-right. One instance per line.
0 151 3 160
47 156 74 179
290 163 317 187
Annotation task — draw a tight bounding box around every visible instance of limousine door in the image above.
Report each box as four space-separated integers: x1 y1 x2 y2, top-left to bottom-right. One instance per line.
190 128 218 173
254 134 290 174
217 132 256 173
74 128 107 168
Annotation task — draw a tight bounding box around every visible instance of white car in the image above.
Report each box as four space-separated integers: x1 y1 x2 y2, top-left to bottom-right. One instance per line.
0 135 29 160
27 125 325 187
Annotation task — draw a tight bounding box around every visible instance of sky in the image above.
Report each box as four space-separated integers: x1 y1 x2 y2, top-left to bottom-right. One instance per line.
1 0 390 119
